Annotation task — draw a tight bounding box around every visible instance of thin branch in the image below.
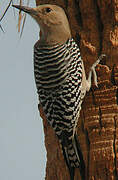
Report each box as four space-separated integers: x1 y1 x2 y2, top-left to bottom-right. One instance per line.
20 13 26 38
11 0 16 18
20 0 30 37
18 11 22 32
0 24 4 33
0 0 12 22
18 0 23 32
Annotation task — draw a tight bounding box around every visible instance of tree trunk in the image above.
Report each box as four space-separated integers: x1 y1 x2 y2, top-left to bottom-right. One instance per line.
36 0 118 179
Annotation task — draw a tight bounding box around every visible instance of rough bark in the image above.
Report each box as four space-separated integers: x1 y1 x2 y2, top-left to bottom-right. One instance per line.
36 0 118 179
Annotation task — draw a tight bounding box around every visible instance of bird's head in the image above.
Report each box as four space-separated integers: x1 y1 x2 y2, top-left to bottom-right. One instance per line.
13 4 71 45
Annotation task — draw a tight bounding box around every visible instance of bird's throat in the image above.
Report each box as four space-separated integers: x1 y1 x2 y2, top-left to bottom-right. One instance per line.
39 28 71 46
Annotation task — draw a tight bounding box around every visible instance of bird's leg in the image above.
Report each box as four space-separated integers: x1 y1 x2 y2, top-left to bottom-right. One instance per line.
86 54 106 91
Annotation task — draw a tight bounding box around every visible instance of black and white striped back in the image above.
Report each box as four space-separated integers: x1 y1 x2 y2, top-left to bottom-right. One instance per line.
34 38 83 168
34 38 81 90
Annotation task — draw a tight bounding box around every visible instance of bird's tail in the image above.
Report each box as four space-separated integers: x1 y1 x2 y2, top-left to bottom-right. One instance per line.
62 134 85 180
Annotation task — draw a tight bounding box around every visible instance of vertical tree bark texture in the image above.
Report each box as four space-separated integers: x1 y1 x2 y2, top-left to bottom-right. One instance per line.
36 0 118 179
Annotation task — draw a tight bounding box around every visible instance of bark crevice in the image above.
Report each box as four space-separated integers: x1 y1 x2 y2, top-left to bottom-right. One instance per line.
116 88 118 105
74 0 83 27
64 0 68 9
113 116 117 177
85 129 90 180
98 106 102 129
94 0 104 55
91 88 97 106
111 64 117 86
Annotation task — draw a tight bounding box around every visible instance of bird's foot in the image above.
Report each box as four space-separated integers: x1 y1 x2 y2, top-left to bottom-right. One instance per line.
86 54 106 91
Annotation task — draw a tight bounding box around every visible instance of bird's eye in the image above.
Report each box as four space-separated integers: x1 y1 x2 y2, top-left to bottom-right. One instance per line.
45 7 52 13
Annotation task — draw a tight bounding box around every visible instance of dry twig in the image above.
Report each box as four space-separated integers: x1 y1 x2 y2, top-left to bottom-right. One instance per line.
0 0 29 35
0 0 13 22
20 0 30 37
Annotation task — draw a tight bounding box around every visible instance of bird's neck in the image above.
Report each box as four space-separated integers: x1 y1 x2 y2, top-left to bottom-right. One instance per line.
39 27 71 46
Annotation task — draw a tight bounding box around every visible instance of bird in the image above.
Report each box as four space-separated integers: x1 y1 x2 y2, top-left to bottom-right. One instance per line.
12 4 105 180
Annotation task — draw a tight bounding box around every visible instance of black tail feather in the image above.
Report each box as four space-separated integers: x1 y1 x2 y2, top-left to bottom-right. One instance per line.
74 135 85 180
61 134 85 180
62 146 75 180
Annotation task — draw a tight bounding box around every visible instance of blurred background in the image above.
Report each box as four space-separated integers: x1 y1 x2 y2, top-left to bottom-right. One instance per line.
0 0 46 180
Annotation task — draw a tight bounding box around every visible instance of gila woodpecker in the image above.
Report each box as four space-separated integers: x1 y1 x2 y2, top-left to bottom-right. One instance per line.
13 4 105 180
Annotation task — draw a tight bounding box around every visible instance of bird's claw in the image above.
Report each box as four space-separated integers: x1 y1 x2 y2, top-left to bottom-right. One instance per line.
91 54 106 87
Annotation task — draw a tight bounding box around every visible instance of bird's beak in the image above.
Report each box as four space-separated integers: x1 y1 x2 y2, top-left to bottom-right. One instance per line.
12 5 37 16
